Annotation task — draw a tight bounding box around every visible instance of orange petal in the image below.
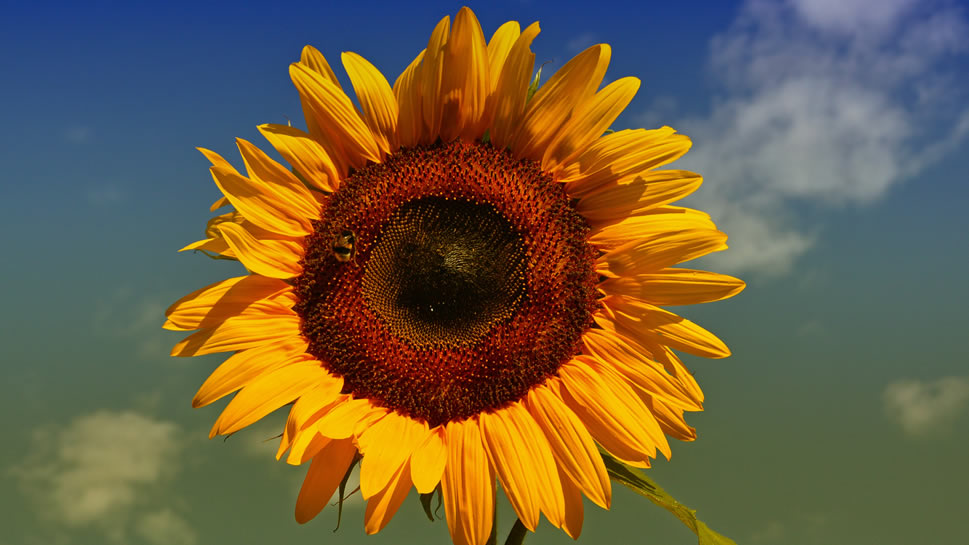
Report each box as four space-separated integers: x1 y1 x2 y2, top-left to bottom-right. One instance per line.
294 437 357 524
480 402 564 530
357 412 429 499
192 336 310 407
440 7 489 141
258 123 339 192
300 45 342 89
410 426 447 494
442 418 495 545
214 222 303 279
525 384 610 509
171 314 301 357
342 51 399 155
489 22 540 150
210 361 328 437
364 459 413 534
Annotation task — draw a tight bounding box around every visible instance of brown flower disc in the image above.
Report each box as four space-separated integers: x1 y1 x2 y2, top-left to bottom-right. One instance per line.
295 139 600 426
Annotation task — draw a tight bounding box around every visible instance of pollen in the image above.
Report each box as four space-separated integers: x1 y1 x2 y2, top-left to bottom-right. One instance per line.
295 139 600 426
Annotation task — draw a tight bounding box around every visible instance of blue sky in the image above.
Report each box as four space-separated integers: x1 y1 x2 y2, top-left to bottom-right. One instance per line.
1 1 967 544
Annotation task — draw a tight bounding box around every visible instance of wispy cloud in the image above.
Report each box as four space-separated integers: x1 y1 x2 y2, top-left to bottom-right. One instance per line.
93 286 175 362
62 126 93 143
86 185 125 206
135 509 198 545
11 410 189 541
884 375 969 437
666 0 969 275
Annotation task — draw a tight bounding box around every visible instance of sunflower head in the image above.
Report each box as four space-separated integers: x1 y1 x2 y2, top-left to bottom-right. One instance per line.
166 7 743 545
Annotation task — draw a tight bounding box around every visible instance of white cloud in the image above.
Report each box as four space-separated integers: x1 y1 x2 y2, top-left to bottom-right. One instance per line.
12 410 186 540
62 126 92 143
667 0 969 275
135 509 198 545
884 376 969 436
86 185 124 206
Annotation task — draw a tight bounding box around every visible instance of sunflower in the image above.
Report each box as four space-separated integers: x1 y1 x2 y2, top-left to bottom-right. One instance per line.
166 7 743 545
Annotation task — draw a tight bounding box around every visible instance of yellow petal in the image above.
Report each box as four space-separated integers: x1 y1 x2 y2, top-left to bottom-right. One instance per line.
342 51 399 155
576 172 703 227
235 138 320 221
596 229 727 277
294 437 357 524
560 127 692 194
558 357 667 466
393 49 426 149
165 275 292 330
171 314 301 357
314 397 379 440
300 45 342 89
290 62 382 170
542 77 640 173
196 149 236 215
178 236 234 258
600 296 731 359
442 418 495 545
208 165 309 237
643 396 697 442
589 207 717 250
284 377 345 445
410 426 447 494
287 429 331 466
486 21 520 94
214 222 303 279
258 123 339 192
480 402 564 531
210 361 327 437
357 413 429 499
489 22 540 150
509 44 610 160
525 384 610 509
364 459 413 534
192 336 310 407
440 7 489 141
420 15 451 144
581 329 700 411
559 467 585 539
599 268 746 306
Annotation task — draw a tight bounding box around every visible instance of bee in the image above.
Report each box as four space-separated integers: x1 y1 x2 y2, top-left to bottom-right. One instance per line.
332 230 356 263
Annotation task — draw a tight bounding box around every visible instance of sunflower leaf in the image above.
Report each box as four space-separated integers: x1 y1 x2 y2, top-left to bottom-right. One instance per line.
333 455 360 532
526 61 550 104
599 449 737 545
419 492 435 522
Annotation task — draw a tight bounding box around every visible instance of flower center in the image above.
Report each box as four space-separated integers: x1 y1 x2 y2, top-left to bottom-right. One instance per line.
361 196 527 348
295 140 599 426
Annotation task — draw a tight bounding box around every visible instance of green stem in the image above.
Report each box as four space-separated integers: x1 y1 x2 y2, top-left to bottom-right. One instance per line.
504 518 528 545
